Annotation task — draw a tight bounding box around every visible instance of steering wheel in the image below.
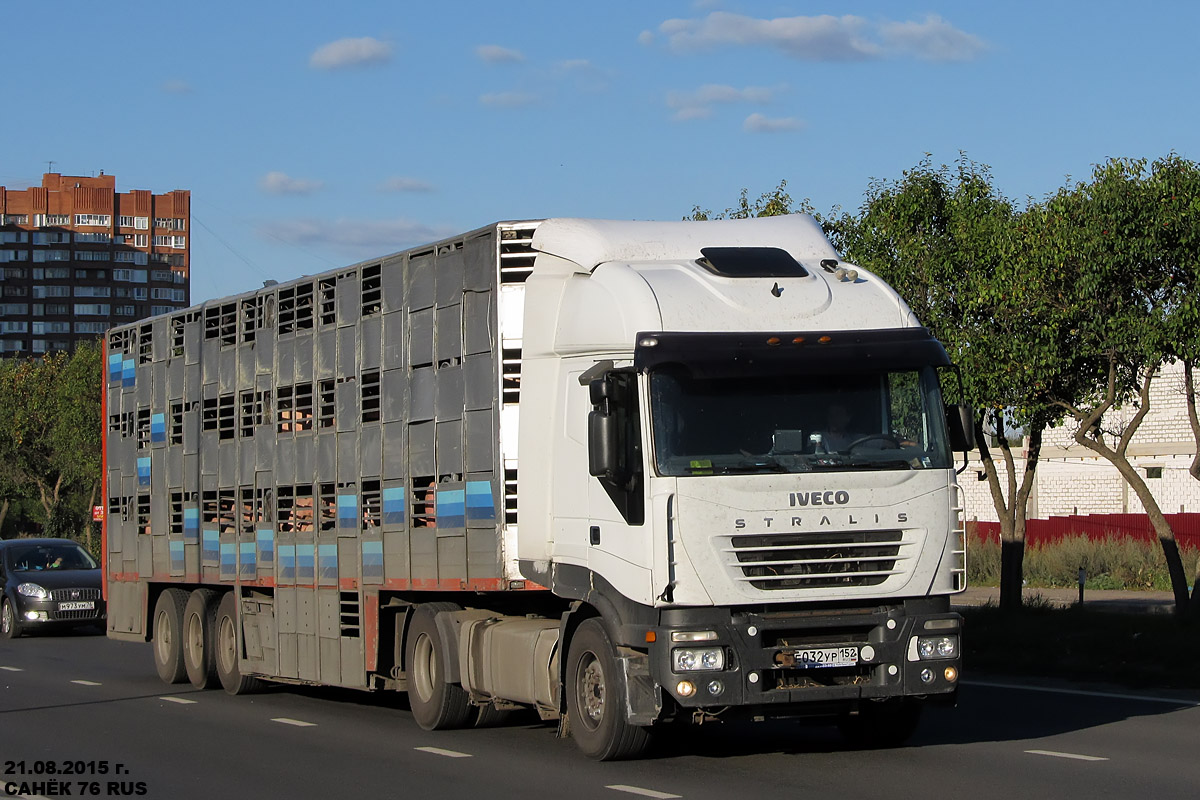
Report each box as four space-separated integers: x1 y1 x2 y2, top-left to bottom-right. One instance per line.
845 434 901 452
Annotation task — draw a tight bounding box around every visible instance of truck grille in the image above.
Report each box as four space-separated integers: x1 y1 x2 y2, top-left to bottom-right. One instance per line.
726 530 911 590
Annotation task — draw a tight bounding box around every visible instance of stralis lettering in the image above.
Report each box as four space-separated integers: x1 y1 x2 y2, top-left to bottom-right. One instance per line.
734 511 909 530
789 491 849 507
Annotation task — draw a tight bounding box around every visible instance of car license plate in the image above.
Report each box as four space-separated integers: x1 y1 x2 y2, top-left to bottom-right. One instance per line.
58 601 94 611
793 646 859 668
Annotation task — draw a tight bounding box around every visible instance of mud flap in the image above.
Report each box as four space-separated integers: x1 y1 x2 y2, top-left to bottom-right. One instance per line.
617 648 661 726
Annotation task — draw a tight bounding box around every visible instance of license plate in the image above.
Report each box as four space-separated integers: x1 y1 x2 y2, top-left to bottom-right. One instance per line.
58 601 94 611
793 646 859 668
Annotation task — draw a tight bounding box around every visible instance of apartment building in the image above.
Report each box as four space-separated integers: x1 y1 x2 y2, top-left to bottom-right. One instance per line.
0 172 190 356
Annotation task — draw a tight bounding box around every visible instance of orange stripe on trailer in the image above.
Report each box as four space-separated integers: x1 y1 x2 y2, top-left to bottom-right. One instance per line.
100 339 109 603
364 590 380 672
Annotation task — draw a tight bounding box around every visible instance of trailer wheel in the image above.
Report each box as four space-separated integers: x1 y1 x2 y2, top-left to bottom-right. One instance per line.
839 699 922 748
405 603 473 730
183 589 220 689
214 592 263 695
566 618 652 761
1 597 23 639
152 589 188 684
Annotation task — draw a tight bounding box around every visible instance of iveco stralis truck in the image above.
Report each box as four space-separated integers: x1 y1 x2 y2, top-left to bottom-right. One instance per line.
103 215 972 760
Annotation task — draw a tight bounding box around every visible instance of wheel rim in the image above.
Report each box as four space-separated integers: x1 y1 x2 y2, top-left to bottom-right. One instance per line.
154 609 173 663
217 615 237 675
184 612 204 667
576 651 605 730
411 632 436 702
1 602 11 634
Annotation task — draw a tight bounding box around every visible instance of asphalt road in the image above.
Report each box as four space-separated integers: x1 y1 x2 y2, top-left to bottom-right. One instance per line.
2 630 1199 800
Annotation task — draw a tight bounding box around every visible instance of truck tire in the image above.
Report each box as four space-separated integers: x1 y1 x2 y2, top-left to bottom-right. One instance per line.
152 589 188 684
565 618 652 761
839 699 922 748
1 597 23 639
183 589 220 689
405 602 473 730
214 592 263 695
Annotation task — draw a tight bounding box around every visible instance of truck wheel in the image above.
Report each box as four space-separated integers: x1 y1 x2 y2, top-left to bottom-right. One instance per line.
405 603 473 730
152 589 188 684
839 699 922 748
1 597 23 639
566 618 652 761
214 592 263 695
183 589 220 689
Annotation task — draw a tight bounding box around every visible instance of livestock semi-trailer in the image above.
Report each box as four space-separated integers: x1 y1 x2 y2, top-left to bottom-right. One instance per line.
103 215 972 759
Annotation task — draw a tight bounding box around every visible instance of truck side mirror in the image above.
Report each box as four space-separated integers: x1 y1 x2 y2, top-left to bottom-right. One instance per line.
946 404 975 452
588 378 621 479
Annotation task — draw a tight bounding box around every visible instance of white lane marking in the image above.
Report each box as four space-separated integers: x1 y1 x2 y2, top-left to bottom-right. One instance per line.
71 680 102 686
606 786 683 799
966 679 1200 707
160 696 198 704
0 666 22 671
1026 749 1109 762
271 717 317 727
415 746 473 758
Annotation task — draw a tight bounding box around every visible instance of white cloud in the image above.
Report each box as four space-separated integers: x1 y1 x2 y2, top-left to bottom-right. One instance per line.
310 37 393 70
743 113 805 133
161 79 192 94
638 30 655 46
656 11 984 62
479 91 538 108
880 14 987 62
668 83 775 120
259 171 324 195
258 217 457 257
476 44 525 64
379 177 434 193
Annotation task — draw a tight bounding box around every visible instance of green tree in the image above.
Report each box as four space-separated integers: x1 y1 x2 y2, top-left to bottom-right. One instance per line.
687 180 808 220
0 343 103 549
825 155 1066 611
1036 157 1198 612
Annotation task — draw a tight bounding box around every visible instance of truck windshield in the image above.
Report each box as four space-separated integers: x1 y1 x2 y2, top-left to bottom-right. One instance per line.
648 365 953 476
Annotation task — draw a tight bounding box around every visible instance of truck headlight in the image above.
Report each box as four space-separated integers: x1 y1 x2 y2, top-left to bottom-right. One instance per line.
916 635 958 660
18 582 48 599
672 647 725 672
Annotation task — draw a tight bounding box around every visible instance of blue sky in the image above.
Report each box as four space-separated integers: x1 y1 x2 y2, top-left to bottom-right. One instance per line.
4 1 1197 303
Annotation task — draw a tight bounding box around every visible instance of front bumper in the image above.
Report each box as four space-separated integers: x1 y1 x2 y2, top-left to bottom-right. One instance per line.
12 593 107 627
650 596 960 716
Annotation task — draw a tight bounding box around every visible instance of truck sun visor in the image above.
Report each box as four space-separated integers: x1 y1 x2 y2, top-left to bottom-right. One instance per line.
697 247 810 278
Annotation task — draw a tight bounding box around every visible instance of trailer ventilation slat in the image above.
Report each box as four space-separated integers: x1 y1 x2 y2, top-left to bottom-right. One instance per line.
728 530 906 590
339 591 361 638
499 224 538 284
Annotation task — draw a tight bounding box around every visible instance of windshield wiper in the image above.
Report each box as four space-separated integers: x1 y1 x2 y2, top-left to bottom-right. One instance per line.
716 458 789 474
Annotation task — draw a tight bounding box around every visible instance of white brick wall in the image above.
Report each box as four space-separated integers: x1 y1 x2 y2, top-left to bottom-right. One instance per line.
962 361 1199 522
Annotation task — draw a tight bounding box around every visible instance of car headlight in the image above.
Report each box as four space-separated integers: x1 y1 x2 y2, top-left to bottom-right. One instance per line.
18 583 49 599
672 647 726 672
916 635 958 660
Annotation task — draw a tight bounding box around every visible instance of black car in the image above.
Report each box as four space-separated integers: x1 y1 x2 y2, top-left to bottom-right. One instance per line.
0 538 106 638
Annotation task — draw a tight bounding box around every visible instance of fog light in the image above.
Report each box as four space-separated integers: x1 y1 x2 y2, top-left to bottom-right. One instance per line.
676 680 696 697
24 610 48 622
671 630 718 643
860 645 876 662
944 666 958 683
707 680 724 696
920 668 935 684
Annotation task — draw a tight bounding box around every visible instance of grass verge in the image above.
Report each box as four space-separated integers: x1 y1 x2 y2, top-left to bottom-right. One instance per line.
962 601 1200 690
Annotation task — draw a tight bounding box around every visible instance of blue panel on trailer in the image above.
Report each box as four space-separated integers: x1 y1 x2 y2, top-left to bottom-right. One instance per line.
136 457 151 487
337 494 358 531
257 529 275 565
382 487 405 525
436 489 466 529
122 358 136 387
169 540 185 574
362 540 383 581
219 542 236 580
297 544 316 582
108 353 123 382
465 481 496 521
183 507 200 543
240 542 256 579
151 413 167 443
202 529 219 565
278 544 296 583
318 544 338 583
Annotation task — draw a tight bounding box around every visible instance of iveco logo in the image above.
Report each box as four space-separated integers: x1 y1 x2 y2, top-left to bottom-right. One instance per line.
789 491 850 506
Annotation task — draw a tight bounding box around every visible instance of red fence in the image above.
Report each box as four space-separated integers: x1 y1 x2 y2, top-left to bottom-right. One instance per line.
968 513 1200 549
